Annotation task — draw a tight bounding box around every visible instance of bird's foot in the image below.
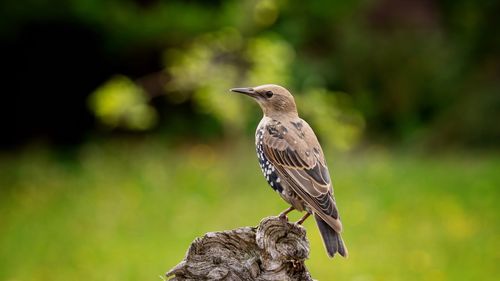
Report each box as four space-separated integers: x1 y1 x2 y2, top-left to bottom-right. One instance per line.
278 206 295 221
294 213 311 226
279 213 289 221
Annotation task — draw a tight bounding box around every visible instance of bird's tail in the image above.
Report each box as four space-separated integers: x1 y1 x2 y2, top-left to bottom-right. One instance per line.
314 213 348 258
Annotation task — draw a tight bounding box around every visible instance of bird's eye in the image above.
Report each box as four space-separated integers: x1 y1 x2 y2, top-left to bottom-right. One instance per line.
265 91 274 98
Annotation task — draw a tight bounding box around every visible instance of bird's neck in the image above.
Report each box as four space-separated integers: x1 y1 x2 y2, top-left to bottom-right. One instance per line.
264 111 299 120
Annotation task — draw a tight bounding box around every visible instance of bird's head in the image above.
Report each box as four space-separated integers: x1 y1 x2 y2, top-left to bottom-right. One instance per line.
230 84 298 118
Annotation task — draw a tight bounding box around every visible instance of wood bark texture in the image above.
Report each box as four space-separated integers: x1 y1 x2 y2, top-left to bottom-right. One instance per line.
166 216 313 281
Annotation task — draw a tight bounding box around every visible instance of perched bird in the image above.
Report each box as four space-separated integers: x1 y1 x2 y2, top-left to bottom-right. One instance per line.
231 84 347 258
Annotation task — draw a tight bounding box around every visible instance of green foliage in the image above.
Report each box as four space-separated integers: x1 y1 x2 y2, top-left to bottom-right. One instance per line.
92 29 364 148
88 75 157 130
244 34 295 86
4 0 496 146
164 28 245 131
296 88 364 150
72 0 499 147
0 141 498 280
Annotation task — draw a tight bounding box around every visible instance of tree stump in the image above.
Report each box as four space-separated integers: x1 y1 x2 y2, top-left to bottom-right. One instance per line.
166 216 313 281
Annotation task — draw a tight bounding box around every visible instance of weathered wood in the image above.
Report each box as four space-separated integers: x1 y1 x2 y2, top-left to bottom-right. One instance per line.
166 216 313 281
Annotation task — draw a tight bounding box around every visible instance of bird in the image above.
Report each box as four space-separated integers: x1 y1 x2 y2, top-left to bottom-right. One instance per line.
230 84 347 258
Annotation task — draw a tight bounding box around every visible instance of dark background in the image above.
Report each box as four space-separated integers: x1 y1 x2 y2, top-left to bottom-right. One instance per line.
1 0 499 149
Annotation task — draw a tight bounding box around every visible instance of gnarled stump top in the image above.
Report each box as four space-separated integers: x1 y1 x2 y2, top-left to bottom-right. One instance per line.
166 216 313 281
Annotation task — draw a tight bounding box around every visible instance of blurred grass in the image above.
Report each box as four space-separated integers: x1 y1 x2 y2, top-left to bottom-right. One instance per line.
0 139 499 281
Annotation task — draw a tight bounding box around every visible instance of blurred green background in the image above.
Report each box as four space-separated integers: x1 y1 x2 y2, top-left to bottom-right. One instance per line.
0 0 499 280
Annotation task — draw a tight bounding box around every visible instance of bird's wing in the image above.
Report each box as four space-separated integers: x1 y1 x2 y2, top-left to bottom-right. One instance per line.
262 119 343 232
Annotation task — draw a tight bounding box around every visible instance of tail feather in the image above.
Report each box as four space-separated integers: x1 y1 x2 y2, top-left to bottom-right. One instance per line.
314 214 348 258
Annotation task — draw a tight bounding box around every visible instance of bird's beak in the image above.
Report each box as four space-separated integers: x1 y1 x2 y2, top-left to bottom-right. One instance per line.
230 87 258 98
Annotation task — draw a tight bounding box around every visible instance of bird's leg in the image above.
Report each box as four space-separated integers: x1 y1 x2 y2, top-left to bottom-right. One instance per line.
295 212 311 225
278 206 295 220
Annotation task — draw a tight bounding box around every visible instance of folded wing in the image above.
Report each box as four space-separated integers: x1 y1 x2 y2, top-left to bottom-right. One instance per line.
262 120 343 232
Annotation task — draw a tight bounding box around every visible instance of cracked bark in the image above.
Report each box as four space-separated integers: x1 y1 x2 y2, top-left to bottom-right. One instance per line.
166 216 313 281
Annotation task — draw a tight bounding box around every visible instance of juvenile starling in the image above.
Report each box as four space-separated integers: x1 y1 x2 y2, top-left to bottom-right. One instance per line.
231 84 348 258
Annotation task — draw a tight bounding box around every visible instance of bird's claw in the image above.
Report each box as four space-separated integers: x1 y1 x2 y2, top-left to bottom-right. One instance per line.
293 221 307 229
278 214 289 221
278 206 295 221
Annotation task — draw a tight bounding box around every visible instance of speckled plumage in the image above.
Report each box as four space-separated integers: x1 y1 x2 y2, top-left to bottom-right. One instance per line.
231 84 348 258
256 126 283 193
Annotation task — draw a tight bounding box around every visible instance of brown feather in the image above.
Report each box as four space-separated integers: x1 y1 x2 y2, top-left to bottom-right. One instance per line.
262 118 343 233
